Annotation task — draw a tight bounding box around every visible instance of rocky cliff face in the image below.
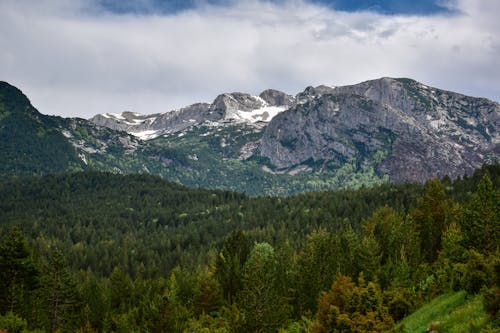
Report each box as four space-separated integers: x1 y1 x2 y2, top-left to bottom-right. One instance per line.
258 78 499 182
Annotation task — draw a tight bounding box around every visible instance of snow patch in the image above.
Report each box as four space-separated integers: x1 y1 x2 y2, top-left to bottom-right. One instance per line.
130 130 159 140
107 113 125 120
225 105 287 123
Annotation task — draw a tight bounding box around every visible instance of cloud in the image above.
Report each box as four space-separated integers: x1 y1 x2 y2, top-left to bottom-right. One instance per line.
0 0 499 118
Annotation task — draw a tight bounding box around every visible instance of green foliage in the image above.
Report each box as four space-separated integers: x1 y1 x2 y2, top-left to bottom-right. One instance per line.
312 274 394 333
0 164 497 331
40 248 82 332
215 231 250 305
363 206 420 288
411 179 455 262
462 250 494 294
0 227 39 318
193 267 223 315
183 313 230 332
237 242 291 332
385 288 415 322
0 172 425 278
295 230 339 314
0 311 28 333
461 174 500 253
482 286 500 325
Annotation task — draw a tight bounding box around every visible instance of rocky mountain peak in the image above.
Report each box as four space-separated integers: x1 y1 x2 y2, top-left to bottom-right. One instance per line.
259 89 295 107
296 85 336 104
87 77 498 185
1 79 499 195
259 78 499 182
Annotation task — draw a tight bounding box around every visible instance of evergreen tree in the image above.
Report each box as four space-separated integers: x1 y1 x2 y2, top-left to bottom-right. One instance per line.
238 242 290 333
41 248 82 332
295 230 338 314
0 227 39 317
462 174 500 253
411 179 454 262
215 231 250 305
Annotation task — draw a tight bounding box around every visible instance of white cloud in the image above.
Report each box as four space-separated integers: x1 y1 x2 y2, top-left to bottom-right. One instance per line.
0 0 499 118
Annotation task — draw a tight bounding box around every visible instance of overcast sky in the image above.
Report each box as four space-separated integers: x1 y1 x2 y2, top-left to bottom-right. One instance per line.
1 0 499 118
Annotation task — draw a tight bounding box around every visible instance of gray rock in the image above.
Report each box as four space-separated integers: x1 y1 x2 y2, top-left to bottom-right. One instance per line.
259 89 295 107
258 78 500 182
89 77 499 184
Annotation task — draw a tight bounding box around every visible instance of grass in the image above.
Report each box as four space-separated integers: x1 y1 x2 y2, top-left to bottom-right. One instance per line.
397 291 489 333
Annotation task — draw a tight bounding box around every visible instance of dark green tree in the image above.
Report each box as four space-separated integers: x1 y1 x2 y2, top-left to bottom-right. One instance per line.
108 266 133 313
461 174 500 253
411 179 454 262
214 230 250 304
41 248 82 332
193 267 223 315
0 227 38 317
295 230 338 314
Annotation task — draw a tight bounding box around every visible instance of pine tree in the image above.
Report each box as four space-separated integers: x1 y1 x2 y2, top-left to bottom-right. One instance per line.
41 248 82 332
0 227 39 317
411 179 453 263
214 230 250 304
462 174 500 253
237 242 290 333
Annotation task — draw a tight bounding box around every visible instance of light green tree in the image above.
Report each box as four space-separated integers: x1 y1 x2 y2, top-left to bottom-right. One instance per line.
238 242 290 333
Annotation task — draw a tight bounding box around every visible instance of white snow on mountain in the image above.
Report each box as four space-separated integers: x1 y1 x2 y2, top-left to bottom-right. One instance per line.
129 130 160 140
225 105 287 123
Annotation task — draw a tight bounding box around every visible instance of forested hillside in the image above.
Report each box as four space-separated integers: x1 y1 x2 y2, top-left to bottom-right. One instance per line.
0 82 84 176
0 164 499 332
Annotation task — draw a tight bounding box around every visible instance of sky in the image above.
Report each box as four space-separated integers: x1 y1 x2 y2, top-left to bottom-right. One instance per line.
1 0 499 118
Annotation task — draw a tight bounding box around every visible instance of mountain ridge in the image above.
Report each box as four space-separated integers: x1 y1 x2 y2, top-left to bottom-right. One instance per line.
1 78 498 195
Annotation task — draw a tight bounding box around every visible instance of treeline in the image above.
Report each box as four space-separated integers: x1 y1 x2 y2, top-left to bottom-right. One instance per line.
0 165 499 332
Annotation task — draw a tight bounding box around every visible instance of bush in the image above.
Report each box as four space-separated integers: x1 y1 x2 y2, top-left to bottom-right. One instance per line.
0 312 27 333
463 250 492 294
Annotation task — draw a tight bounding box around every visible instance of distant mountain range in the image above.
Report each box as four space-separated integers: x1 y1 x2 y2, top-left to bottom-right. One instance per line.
1 78 498 195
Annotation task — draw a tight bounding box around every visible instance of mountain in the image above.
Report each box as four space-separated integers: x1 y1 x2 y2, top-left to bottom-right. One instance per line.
1 78 498 194
259 78 499 182
89 89 294 139
0 81 84 176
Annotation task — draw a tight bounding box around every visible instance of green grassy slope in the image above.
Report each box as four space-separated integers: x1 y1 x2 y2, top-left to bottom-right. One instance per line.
397 291 490 333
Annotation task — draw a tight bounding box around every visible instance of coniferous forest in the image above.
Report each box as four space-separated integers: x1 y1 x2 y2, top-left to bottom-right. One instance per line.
0 164 499 332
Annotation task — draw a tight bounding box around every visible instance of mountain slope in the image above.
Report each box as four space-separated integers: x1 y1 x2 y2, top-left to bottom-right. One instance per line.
259 78 499 182
0 81 84 176
89 77 499 191
0 78 498 195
